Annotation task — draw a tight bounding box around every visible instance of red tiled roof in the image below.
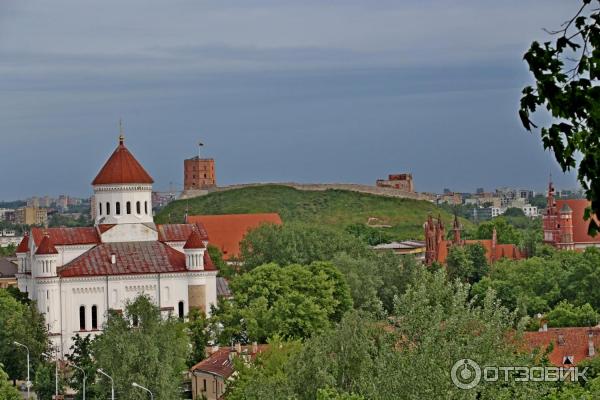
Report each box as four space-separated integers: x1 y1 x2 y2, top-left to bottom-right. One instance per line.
58 241 216 278
31 227 100 247
97 224 116 234
157 223 208 242
92 138 154 185
556 199 600 244
184 230 205 249
524 327 600 366
436 239 522 264
191 345 269 378
187 214 282 260
16 233 29 253
36 234 58 255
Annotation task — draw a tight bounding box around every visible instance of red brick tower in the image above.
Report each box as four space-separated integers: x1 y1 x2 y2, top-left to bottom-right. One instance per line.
543 180 560 246
559 203 575 250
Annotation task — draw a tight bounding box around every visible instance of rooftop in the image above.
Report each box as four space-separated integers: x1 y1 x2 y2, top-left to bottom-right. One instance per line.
92 137 154 185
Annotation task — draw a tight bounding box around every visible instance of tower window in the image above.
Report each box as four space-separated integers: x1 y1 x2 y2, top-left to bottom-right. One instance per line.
145 201 148 214
92 305 98 330
79 306 86 331
126 201 131 214
136 201 141 214
116 202 121 215
106 202 111 215
178 301 184 319
99 203 102 215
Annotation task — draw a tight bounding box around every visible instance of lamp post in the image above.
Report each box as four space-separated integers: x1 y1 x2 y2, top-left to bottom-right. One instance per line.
96 369 114 400
132 382 154 400
13 341 30 399
42 351 58 398
67 362 86 400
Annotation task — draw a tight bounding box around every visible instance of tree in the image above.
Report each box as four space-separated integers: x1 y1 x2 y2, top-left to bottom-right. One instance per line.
466 243 489 283
240 223 368 271
446 246 475 284
475 218 522 245
0 363 20 400
67 334 102 400
212 262 352 343
207 244 236 279
0 289 48 385
546 301 599 328
34 360 66 400
504 207 526 217
187 309 209 367
520 0 600 235
92 295 190 399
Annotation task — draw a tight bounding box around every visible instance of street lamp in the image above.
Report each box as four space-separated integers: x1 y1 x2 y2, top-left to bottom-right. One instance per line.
42 352 58 398
67 361 86 400
13 341 30 399
97 369 114 400
132 382 154 400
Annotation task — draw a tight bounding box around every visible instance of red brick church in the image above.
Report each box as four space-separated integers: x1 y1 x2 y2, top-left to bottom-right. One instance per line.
543 181 600 250
424 215 523 265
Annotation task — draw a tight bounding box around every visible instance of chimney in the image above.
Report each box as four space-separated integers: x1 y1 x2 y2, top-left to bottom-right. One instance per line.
111 253 116 265
211 345 219 354
235 342 242 354
543 323 548 332
589 333 595 357
252 341 258 354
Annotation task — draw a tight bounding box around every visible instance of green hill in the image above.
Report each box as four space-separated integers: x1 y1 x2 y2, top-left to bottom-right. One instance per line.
155 185 471 241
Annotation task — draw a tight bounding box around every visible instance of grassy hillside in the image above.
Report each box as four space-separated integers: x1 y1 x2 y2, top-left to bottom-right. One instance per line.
155 185 471 241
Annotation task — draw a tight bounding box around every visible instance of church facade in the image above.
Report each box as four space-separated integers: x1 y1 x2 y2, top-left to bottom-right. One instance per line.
15 136 218 356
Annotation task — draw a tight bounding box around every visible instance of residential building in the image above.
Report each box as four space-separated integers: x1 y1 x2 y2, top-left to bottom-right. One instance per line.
543 181 600 250
15 136 219 356
0 208 14 221
424 215 523 265
184 157 216 190
187 213 282 261
472 207 493 221
15 207 48 226
27 197 40 208
190 343 267 400
491 207 504 218
524 327 600 367
438 192 462 205
0 258 17 288
376 173 415 192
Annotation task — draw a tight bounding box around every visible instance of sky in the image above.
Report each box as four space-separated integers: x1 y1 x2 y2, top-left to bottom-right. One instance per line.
0 0 581 200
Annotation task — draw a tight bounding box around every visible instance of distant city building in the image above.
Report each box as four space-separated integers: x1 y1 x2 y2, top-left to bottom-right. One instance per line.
521 204 539 217
15 207 48 226
27 197 40 208
543 181 600 250
0 208 15 221
438 192 462 205
476 187 485 195
0 258 17 289
376 173 415 192
472 207 493 221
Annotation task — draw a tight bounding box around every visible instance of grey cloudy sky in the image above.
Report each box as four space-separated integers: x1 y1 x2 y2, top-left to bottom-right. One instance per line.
0 0 580 199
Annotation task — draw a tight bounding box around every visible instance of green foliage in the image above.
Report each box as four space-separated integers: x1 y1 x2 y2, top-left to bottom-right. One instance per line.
207 245 235 279
187 309 209 367
240 222 368 271
48 213 92 228
504 207 526 217
34 360 66 400
0 363 20 400
446 244 489 284
156 185 470 241
520 0 600 234
475 217 523 245
212 262 352 343
67 334 102 400
317 388 365 400
345 223 392 246
0 244 16 257
0 289 48 384
92 295 190 399
546 301 599 328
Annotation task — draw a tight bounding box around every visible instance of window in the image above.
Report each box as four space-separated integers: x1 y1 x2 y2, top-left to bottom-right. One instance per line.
99 203 102 215
144 201 148 214
91 305 98 330
106 202 111 215
116 202 121 215
126 201 131 214
203 379 207 392
132 314 139 327
136 201 141 214
79 306 86 331
178 301 184 319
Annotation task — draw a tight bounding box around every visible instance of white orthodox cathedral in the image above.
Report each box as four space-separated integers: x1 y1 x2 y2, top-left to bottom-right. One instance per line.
15 136 218 356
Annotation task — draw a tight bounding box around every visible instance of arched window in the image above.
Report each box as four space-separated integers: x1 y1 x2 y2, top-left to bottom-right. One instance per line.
79 306 86 331
116 202 121 215
178 301 184 319
144 201 148 215
99 202 102 215
132 314 139 327
106 202 111 215
136 201 141 214
126 201 131 214
91 305 98 330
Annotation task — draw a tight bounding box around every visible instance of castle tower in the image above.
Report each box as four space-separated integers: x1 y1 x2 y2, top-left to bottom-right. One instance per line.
184 142 216 190
92 135 155 226
559 203 575 250
491 227 497 263
34 232 59 278
543 179 559 246
424 215 437 265
452 215 462 245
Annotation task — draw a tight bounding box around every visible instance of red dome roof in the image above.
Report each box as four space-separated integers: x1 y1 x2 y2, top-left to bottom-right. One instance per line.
16 233 29 253
92 136 154 185
183 229 206 249
36 233 58 255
